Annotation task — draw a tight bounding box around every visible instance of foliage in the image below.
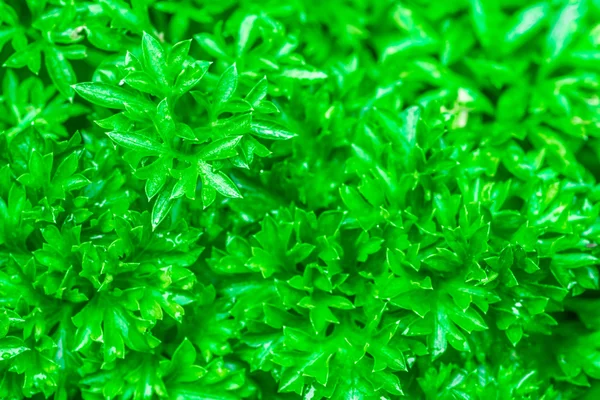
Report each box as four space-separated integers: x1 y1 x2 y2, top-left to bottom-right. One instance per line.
1 0 600 398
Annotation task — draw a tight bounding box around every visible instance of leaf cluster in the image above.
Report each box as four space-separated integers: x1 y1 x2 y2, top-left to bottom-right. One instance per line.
2 0 600 399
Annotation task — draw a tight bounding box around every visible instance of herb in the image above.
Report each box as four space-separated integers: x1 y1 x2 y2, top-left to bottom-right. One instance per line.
1 0 600 399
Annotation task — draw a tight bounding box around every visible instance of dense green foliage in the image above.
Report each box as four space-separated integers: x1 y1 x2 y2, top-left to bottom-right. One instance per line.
1 0 600 398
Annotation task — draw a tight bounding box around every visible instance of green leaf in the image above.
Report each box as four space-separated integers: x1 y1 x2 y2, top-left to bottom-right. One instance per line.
107 131 164 154
198 136 242 160
280 68 328 81
545 0 586 63
214 63 238 106
250 121 296 140
237 14 258 55
0 336 29 360
200 163 242 199
202 185 216 209
246 77 268 107
214 114 252 136
72 82 154 111
142 31 168 86
124 71 160 95
3 44 41 74
154 98 176 142
136 157 170 199
503 2 549 53
468 0 499 50
175 60 211 95
61 44 88 60
171 165 198 200
551 253 598 269
194 33 230 60
152 188 175 230
0 312 9 339
45 46 76 100
167 39 191 75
